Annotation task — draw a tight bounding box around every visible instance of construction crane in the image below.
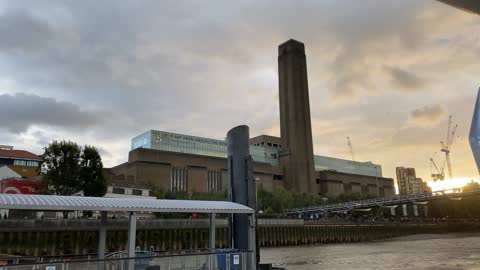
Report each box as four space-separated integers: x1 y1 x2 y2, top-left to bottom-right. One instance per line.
440 115 458 179
430 157 445 181
347 136 355 161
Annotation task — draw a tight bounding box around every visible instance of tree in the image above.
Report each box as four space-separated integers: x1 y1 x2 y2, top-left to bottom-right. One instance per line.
41 141 107 197
462 180 480 192
146 181 166 199
41 141 82 195
80 146 107 197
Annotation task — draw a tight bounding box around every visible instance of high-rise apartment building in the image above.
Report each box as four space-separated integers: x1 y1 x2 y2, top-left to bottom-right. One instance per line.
396 167 429 195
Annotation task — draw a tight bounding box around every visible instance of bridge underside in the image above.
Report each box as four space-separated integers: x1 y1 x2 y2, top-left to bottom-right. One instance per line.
438 0 480 15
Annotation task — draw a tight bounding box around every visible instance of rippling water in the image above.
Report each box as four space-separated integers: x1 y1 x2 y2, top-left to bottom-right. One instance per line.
260 234 480 270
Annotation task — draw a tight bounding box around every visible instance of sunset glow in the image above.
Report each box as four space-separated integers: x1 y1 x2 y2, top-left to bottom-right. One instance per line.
427 177 480 192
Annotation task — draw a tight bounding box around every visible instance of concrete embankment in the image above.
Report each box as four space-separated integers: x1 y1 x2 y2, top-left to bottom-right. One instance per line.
0 219 478 256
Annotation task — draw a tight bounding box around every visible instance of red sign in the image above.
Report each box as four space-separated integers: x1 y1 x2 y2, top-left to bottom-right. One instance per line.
0 179 42 194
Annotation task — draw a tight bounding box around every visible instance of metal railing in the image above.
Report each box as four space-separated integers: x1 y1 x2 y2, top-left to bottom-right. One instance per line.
0 250 251 270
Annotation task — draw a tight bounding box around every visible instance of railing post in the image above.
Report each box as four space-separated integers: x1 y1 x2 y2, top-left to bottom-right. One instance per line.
208 254 214 270
127 211 137 270
98 211 107 270
209 213 216 249
226 253 230 270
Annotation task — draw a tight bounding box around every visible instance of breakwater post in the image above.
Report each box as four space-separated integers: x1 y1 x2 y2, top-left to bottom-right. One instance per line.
0 220 479 256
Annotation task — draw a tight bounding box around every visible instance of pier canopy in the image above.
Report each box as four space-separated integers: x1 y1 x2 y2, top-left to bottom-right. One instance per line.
0 194 254 214
0 194 254 270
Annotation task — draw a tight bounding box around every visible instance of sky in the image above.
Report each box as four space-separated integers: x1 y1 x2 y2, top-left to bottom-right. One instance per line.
0 0 479 183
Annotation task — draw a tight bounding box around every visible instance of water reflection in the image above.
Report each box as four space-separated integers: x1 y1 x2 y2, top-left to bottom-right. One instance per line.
261 234 480 270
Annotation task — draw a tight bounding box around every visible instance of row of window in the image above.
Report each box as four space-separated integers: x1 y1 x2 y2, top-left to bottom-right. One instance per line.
171 167 188 192
252 142 282 148
111 187 144 196
207 171 222 192
13 160 39 167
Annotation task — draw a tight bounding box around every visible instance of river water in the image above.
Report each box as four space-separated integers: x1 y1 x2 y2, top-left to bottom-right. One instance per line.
260 234 480 270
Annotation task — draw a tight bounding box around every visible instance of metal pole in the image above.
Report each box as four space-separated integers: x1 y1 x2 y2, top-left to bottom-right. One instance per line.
98 211 107 259
209 213 216 249
98 211 107 270
247 214 256 270
127 212 137 270
208 213 216 270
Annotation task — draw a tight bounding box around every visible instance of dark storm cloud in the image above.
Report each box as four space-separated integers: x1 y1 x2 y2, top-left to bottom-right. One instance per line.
0 0 479 179
388 67 426 91
0 9 56 51
0 93 104 133
409 104 448 126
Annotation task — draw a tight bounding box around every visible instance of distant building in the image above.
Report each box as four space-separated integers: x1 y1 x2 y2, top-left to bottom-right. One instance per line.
107 40 395 198
396 167 430 195
0 146 41 179
106 130 394 197
422 181 432 193
0 165 22 179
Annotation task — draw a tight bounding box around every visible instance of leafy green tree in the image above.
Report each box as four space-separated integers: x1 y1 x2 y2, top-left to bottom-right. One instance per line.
146 181 166 199
41 141 107 197
79 145 107 197
41 141 82 195
270 187 294 213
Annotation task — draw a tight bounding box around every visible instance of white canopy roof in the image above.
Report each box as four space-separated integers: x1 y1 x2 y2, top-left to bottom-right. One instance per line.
0 194 254 214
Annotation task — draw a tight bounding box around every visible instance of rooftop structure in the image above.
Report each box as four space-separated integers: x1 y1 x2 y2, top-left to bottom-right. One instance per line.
0 147 41 179
0 149 41 161
132 130 280 166
314 155 382 177
132 130 383 178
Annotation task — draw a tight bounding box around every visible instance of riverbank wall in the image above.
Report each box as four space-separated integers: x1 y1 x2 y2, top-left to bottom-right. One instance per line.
0 219 478 256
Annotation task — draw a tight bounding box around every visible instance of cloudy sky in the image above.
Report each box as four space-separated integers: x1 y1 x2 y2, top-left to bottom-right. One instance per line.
0 0 479 182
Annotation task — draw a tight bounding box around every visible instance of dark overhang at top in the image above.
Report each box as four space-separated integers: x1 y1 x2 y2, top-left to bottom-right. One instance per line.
438 0 480 15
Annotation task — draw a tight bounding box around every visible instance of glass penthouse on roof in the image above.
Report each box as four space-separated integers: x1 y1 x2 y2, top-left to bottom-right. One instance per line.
132 130 383 177
132 130 280 165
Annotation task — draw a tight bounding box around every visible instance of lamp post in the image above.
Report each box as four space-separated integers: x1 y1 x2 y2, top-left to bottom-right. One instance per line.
374 166 380 197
